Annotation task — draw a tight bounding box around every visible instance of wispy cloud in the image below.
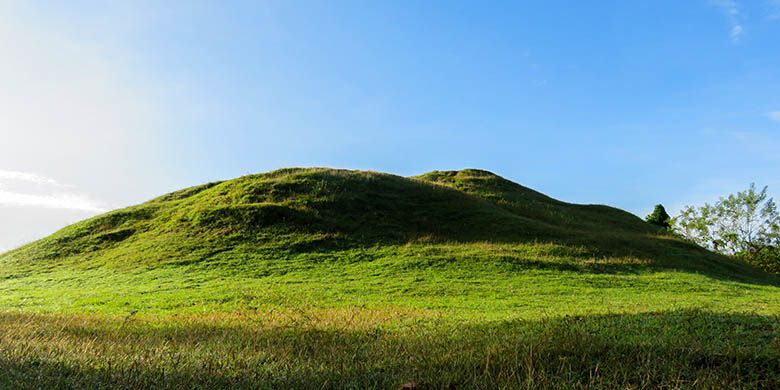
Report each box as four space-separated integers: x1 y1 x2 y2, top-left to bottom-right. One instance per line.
768 111 780 122
711 0 744 41
713 0 740 15
0 191 105 212
0 170 105 212
730 24 744 40
0 170 62 186
769 0 780 20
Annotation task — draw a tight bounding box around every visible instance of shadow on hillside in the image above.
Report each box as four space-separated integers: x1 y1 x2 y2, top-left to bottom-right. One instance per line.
257 230 780 288
1 309 779 389
578 233 780 287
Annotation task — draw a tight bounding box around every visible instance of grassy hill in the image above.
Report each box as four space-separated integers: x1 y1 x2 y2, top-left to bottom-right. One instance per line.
1 168 779 388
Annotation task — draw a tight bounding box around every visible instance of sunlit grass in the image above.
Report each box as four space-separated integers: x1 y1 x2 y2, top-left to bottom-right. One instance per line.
2 309 779 388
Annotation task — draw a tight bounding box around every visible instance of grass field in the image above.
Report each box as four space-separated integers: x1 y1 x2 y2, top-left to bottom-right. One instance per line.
3 309 780 388
1 168 779 388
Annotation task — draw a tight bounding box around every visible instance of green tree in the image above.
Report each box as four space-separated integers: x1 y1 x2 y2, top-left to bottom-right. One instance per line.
674 184 780 255
645 204 671 229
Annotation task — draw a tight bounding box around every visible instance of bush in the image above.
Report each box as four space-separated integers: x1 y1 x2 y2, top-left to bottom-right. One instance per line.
737 247 780 275
646 204 671 229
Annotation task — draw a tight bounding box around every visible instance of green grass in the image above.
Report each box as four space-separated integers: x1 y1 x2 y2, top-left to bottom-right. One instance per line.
1 168 779 388
2 309 780 389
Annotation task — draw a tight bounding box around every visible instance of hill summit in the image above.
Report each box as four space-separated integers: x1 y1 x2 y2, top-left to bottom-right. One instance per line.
1 168 764 282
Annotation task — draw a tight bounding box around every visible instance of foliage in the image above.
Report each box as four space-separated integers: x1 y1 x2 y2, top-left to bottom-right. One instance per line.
675 183 780 255
738 246 780 275
645 204 671 228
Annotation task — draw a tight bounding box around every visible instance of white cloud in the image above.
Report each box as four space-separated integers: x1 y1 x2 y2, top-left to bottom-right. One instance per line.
0 169 105 212
730 24 744 40
713 0 740 15
768 111 780 122
0 170 62 186
0 190 104 212
711 0 744 41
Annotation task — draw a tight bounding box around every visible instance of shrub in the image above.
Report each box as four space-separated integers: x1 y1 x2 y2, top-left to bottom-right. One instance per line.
737 247 780 275
646 204 671 229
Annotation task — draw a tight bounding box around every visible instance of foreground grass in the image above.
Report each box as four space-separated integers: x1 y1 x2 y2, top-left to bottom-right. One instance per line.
2 309 779 389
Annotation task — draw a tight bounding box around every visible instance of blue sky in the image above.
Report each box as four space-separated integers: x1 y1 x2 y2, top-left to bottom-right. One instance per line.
1 0 779 250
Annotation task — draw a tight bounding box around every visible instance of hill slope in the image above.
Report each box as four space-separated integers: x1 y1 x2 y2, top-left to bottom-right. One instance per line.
0 167 775 315
2 168 780 388
0 168 767 275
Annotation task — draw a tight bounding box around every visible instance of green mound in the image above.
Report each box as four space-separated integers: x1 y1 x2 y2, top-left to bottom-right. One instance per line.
1 168 762 276
0 168 776 315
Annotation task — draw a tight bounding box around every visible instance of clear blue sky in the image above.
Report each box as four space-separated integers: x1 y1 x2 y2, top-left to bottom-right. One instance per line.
1 0 779 249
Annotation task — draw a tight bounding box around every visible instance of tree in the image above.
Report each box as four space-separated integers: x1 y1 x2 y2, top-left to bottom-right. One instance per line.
674 184 780 255
645 204 671 229
737 246 780 274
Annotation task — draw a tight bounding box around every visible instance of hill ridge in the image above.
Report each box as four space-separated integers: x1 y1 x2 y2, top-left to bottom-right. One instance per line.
0 167 774 287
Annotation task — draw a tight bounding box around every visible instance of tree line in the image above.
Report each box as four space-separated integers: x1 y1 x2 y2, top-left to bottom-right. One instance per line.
648 184 780 274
